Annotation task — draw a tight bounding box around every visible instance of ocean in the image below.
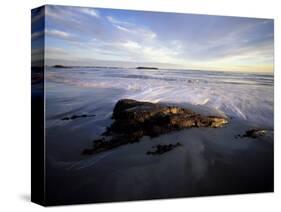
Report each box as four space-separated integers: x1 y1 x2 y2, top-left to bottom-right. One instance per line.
45 67 273 204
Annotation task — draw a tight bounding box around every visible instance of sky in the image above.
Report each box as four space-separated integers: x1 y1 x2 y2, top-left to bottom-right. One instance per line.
32 5 274 73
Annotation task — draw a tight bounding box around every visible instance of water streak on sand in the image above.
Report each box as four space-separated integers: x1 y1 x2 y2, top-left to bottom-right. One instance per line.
66 152 115 170
46 67 273 128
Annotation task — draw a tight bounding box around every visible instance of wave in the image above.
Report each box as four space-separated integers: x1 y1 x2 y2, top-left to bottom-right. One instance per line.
46 67 274 128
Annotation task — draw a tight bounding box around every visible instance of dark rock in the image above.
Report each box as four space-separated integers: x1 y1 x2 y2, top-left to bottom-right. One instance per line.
53 65 70 68
82 99 228 155
237 128 268 139
61 114 95 121
136 66 158 70
146 142 182 155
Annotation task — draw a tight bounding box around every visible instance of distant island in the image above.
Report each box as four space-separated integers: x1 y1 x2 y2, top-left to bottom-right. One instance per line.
52 65 160 70
53 65 70 68
52 65 122 69
136 66 158 70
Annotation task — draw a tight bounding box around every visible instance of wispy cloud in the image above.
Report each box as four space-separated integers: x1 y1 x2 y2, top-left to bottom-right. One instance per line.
79 8 100 18
45 5 81 25
45 29 71 39
31 31 44 40
39 5 273 72
107 16 156 40
107 16 132 26
31 7 44 23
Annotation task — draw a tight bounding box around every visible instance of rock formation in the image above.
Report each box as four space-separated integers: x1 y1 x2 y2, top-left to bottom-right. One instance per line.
236 128 268 139
146 143 182 155
62 114 95 121
82 99 228 155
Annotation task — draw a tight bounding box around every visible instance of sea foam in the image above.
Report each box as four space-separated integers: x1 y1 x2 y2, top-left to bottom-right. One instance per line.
46 67 273 128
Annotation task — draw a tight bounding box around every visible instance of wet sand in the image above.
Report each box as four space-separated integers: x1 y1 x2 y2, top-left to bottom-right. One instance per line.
46 113 273 205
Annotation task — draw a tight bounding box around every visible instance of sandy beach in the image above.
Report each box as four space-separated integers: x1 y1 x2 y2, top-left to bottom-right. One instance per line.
44 66 273 205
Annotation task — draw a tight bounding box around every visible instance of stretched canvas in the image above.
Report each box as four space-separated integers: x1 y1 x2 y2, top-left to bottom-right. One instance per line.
31 5 274 206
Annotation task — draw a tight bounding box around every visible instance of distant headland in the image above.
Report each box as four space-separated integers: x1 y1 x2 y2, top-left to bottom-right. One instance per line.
52 65 160 70
136 66 158 70
53 65 70 68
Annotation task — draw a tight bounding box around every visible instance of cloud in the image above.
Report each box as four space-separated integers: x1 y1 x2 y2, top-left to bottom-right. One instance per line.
32 28 77 42
32 47 69 58
31 48 44 65
117 25 156 40
75 38 185 66
31 47 44 57
31 31 44 40
107 16 132 27
44 5 111 43
42 6 273 72
45 47 71 62
45 5 81 25
45 6 61 20
159 19 274 68
45 29 71 39
31 8 44 23
45 47 68 54
114 25 133 33
107 16 156 40
122 41 142 49
79 8 100 18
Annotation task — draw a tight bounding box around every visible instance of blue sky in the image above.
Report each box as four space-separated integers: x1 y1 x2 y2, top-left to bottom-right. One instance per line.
32 5 274 73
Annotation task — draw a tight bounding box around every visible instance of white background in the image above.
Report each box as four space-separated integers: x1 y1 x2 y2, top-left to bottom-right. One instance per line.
0 0 280 211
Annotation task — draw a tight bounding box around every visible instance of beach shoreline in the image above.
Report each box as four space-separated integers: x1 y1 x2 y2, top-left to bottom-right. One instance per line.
44 67 273 205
